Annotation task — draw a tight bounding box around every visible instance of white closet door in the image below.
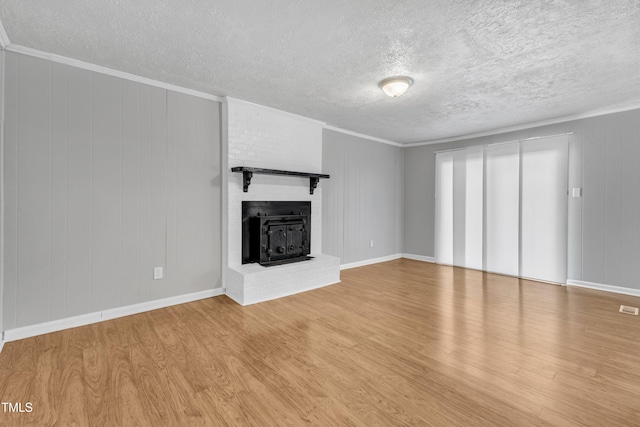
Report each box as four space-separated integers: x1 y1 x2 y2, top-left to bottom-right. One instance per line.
485 143 520 276
520 136 568 283
435 152 454 265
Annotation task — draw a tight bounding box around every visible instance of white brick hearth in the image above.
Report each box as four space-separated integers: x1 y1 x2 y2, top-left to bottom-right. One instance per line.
226 254 340 306
224 98 340 304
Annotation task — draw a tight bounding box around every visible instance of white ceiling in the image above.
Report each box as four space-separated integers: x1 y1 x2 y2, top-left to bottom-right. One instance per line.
1 1 640 144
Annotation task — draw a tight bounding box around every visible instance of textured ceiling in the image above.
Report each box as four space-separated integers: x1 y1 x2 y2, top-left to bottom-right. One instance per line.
1 1 640 144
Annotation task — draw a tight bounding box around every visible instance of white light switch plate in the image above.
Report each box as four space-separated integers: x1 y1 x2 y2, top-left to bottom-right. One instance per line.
153 267 163 280
572 187 582 198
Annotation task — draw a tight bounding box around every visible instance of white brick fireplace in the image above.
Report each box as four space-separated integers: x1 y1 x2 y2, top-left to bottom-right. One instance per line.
224 98 340 305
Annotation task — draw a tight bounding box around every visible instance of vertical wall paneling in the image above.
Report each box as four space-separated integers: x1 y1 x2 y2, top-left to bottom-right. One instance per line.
402 143 433 260
3 51 18 330
149 87 167 301
344 140 358 261
121 80 142 307
50 62 68 320
604 115 623 287
165 91 178 297
3 51 222 330
619 111 637 287
193 97 208 292
566 135 583 280
175 93 197 291
91 73 122 312
321 136 345 261
138 85 153 303
200 99 221 290
65 66 93 317
581 117 607 284
16 55 52 326
322 130 403 264
172 93 222 295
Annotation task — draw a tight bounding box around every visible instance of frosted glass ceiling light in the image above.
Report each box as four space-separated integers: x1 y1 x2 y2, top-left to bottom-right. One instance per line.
378 76 413 97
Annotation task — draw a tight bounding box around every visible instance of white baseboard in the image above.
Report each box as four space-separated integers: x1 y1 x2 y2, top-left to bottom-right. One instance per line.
2 288 224 343
340 253 402 270
566 280 640 298
401 253 436 263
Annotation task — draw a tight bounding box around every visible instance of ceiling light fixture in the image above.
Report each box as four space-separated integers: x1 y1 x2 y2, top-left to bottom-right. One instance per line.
378 76 413 98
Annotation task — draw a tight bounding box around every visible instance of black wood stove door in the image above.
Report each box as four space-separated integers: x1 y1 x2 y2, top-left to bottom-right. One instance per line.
261 217 307 262
286 223 305 256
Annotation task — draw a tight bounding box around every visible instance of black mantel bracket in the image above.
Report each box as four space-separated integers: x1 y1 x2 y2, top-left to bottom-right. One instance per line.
231 167 330 195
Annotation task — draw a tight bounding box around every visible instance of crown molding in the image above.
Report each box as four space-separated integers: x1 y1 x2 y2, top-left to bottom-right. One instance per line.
0 19 10 49
5 44 223 102
323 125 403 147
406 101 640 147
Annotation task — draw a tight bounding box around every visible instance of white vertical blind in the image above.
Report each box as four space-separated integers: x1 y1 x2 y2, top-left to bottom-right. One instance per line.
435 136 569 283
435 153 454 265
463 147 483 270
485 143 521 276
452 152 467 266
435 147 483 268
520 136 569 283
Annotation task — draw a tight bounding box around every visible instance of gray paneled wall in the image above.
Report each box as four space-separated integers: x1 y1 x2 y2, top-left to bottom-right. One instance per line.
3 52 221 330
322 130 402 264
403 108 640 291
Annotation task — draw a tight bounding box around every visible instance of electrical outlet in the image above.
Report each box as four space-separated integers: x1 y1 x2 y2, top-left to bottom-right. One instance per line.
370 240 374 248
153 267 164 280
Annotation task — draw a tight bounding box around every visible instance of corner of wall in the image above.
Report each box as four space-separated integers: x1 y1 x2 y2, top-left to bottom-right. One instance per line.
0 18 10 49
221 98 229 292
0 49 5 341
400 141 405 254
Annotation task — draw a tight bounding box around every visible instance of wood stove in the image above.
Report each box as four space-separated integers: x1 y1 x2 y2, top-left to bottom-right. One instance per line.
242 201 312 266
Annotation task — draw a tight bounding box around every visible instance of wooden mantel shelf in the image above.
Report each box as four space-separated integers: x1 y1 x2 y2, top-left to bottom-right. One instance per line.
231 167 330 194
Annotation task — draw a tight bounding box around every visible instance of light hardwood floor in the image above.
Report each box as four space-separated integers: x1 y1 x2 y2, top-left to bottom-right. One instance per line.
1 259 640 426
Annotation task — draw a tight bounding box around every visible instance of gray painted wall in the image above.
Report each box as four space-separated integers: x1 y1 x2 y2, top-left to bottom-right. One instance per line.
322 130 402 264
403 108 640 290
3 52 222 330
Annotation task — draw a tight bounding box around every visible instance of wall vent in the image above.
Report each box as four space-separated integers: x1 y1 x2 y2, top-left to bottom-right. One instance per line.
619 305 639 315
